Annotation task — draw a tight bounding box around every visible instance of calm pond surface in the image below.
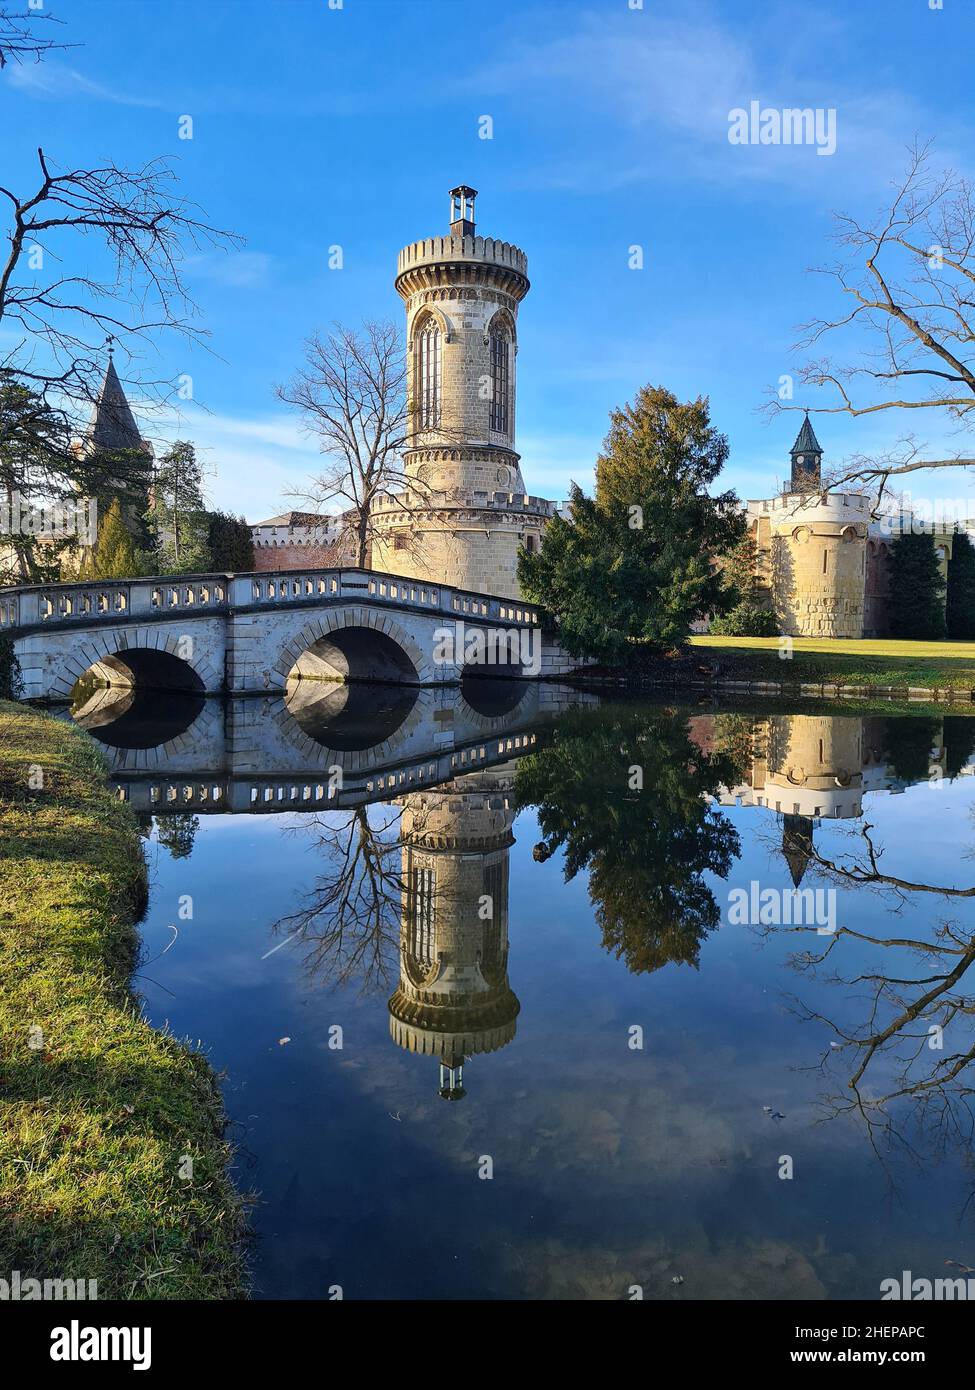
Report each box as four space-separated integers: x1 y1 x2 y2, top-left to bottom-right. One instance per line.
67 681 975 1299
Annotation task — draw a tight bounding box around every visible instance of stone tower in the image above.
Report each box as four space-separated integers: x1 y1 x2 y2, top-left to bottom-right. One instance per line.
765 424 869 638
371 187 552 600
387 767 520 1099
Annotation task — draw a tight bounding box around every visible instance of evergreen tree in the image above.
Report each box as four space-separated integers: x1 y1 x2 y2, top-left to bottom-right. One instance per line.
709 532 778 636
887 532 946 639
147 441 209 572
82 447 155 555
80 498 138 580
207 511 255 571
946 532 975 639
0 375 80 583
518 385 743 662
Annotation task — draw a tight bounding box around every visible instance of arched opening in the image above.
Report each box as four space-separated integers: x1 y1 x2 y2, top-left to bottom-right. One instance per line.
71 647 205 698
460 673 526 717
461 630 527 685
71 683 205 750
288 627 419 686
413 312 442 431
285 680 418 751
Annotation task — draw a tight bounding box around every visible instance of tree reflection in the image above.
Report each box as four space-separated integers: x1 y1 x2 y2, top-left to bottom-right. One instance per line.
765 817 975 1164
155 813 200 861
515 706 744 972
273 806 404 992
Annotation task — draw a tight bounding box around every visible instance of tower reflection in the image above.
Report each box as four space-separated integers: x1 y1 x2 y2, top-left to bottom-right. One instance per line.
388 766 520 1100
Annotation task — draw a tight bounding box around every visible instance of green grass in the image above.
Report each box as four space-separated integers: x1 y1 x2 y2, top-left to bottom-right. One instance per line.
0 701 248 1299
688 635 975 691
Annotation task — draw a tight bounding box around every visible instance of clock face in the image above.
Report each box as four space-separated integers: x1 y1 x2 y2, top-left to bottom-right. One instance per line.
797 455 805 466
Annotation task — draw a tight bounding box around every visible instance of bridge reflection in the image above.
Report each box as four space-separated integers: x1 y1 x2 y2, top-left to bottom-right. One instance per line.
62 680 589 814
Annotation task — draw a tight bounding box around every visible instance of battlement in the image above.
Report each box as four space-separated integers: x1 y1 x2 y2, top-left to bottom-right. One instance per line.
397 234 528 279
751 486 873 514
374 490 555 516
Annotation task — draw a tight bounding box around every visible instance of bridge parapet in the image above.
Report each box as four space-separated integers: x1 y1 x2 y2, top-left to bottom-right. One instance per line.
1 567 541 635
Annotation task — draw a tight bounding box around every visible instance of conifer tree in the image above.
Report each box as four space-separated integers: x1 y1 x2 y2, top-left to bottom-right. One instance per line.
518 385 743 662
946 532 975 639
80 498 138 580
207 511 255 571
887 531 946 640
147 441 208 572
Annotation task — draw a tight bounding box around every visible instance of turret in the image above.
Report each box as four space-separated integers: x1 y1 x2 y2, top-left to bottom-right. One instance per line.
789 412 823 494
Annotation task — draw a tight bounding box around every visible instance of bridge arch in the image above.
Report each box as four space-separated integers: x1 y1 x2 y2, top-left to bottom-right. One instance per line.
278 611 431 688
38 625 222 702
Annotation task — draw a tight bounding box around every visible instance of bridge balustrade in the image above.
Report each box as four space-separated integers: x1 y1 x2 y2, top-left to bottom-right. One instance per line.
1 567 543 633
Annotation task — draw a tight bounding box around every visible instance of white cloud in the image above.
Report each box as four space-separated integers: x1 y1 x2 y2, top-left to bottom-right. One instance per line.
463 8 965 196
4 62 165 107
185 251 275 290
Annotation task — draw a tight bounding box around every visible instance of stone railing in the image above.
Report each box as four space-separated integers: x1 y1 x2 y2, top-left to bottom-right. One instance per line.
0 567 541 633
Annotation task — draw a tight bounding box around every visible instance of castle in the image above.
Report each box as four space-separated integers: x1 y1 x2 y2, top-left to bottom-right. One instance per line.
745 417 959 639
53 192 967 644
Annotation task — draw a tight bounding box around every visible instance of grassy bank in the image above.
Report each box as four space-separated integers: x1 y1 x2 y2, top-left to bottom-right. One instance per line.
0 701 247 1299
688 635 975 693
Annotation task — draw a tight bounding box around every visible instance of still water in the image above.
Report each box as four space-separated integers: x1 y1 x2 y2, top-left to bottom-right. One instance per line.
69 681 975 1299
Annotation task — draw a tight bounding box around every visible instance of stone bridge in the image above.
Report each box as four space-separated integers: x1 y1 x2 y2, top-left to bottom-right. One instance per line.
0 567 582 702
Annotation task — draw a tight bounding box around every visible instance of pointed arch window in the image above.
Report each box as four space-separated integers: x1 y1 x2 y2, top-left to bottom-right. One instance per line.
408 865 435 966
414 317 441 430
489 325 510 434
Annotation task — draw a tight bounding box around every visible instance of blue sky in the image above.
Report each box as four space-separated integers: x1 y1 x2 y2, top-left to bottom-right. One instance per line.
3 0 973 521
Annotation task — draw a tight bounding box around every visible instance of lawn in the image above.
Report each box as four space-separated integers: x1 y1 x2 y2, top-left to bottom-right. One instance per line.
0 701 247 1299
688 635 975 691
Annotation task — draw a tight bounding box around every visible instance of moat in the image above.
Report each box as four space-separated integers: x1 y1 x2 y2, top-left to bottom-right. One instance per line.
67 683 975 1300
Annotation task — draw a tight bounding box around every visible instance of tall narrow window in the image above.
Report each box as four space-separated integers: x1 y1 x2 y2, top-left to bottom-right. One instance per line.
415 319 441 430
409 865 435 967
490 329 510 433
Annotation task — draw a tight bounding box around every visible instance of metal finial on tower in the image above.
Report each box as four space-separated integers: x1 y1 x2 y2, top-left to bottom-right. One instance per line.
105 333 114 359
449 184 477 237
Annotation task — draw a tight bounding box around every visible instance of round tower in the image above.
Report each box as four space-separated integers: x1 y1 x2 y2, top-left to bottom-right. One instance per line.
371 187 552 600
387 767 520 1099
768 417 869 638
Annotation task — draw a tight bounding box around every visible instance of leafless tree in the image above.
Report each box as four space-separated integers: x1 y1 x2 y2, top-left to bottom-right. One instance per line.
0 6 73 68
768 142 975 506
0 146 239 427
276 322 414 569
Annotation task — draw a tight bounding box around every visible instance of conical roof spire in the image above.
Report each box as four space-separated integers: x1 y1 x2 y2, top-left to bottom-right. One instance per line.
790 411 823 459
782 813 814 889
86 352 149 454
787 411 823 494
